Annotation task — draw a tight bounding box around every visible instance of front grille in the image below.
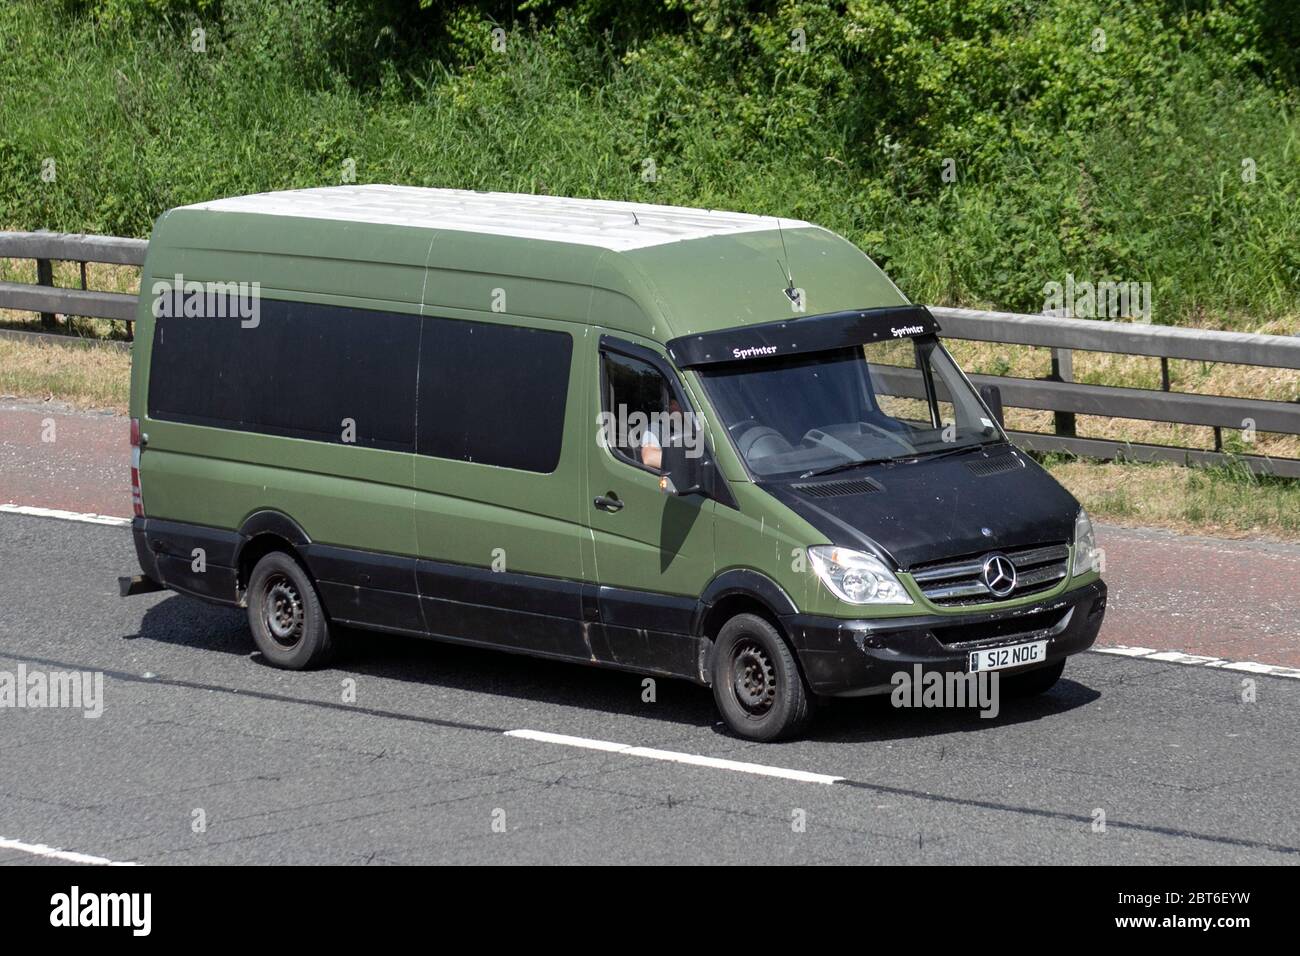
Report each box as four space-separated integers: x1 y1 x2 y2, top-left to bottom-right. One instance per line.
909 542 1069 607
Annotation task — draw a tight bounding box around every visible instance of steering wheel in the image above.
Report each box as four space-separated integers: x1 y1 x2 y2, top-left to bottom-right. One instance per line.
730 422 794 460
728 420 755 437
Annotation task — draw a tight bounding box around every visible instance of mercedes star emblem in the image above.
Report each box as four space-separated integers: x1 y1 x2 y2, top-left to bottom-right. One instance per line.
981 553 1017 598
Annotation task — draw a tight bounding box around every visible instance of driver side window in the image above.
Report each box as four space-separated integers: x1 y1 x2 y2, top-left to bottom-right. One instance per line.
602 350 675 472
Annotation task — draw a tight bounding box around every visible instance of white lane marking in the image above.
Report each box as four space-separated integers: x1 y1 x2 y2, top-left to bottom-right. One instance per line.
0 504 131 527
507 730 629 753
0 836 137 866
1094 645 1157 658
506 729 844 784
1093 645 1300 679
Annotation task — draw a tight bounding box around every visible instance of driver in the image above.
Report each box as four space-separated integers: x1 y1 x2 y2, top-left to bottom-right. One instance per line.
640 393 682 470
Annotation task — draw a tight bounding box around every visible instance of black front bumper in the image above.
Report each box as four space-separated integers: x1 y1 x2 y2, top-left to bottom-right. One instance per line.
783 580 1107 697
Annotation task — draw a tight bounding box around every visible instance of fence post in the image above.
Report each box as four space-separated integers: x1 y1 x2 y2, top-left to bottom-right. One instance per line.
74 260 88 335
36 257 56 328
1050 347 1076 437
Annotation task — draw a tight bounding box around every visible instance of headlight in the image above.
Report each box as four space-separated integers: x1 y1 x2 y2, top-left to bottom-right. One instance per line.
807 546 912 605
1072 508 1097 576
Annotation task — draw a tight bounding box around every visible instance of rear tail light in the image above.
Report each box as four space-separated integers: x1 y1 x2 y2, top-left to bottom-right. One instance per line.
130 418 144 517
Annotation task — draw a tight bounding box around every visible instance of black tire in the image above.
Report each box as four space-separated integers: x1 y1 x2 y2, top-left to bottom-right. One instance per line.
246 550 335 669
710 613 812 741
1002 658 1065 697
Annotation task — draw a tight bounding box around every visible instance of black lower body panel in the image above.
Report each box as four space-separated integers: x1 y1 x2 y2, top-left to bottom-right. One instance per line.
129 517 706 682
306 543 425 635
132 516 241 606
593 584 703 679
415 559 705 681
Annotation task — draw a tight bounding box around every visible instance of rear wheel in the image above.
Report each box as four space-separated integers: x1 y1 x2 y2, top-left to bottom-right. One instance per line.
246 551 334 669
711 613 811 741
1002 658 1065 697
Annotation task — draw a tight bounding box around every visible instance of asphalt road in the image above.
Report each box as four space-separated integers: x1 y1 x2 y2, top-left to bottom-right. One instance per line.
1 512 1297 865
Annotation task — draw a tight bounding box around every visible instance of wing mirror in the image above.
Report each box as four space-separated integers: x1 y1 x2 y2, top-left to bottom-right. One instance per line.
658 411 711 496
978 383 1005 430
659 442 706 496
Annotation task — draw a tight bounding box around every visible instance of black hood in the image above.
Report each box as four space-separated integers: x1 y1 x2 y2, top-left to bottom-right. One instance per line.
762 444 1079 569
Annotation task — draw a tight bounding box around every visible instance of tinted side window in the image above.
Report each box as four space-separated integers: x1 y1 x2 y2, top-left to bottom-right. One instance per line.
148 298 420 451
416 317 573 473
601 350 674 471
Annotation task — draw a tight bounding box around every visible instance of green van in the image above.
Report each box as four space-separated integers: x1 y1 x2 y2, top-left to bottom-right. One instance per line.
121 185 1106 740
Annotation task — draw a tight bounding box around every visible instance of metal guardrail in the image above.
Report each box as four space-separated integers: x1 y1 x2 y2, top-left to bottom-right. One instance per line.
0 231 1296 476
931 305 1300 369
930 306 1300 478
0 231 146 339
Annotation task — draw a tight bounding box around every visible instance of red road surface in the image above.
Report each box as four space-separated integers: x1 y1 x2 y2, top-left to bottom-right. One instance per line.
3 401 1297 667
0 401 129 516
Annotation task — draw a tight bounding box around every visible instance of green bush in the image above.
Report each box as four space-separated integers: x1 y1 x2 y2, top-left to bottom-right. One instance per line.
2 0 1296 326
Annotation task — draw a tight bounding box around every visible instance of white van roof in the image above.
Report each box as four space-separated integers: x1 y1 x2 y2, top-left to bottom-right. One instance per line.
183 184 811 252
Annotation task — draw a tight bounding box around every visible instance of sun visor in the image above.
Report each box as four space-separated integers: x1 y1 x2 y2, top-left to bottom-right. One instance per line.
666 306 939 369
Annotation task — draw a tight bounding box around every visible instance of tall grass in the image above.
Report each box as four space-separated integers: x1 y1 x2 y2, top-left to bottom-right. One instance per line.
0 0 1296 328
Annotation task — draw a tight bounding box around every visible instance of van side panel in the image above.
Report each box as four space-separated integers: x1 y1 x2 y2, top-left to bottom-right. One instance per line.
409 307 593 660
133 213 433 630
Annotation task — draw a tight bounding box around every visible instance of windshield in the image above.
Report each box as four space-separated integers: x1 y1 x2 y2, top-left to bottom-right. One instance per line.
697 335 1003 479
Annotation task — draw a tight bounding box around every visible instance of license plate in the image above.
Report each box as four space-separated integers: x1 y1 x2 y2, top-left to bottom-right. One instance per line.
968 640 1047 673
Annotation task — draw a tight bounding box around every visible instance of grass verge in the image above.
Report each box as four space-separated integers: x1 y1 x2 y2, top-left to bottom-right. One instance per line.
0 337 131 412
1043 456 1300 541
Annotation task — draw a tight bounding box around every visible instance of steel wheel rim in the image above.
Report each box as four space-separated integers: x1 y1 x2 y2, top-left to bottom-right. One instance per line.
731 639 777 716
263 573 304 647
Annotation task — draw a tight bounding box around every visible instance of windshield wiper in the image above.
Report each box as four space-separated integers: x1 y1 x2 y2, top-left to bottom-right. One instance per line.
799 457 896 479
910 439 1003 462
798 439 1005 478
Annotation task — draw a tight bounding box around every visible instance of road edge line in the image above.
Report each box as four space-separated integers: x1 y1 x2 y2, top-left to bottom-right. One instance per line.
505 729 844 784
0 503 131 527
0 836 137 866
1092 645 1300 679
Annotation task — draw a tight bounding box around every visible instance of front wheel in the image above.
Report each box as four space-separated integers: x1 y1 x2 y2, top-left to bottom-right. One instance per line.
711 613 811 741
246 551 335 669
